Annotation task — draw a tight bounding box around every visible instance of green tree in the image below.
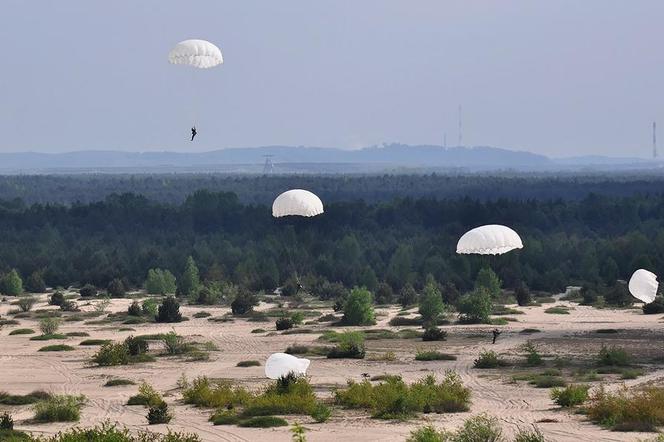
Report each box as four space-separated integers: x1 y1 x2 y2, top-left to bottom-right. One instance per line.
418 281 446 326
107 278 126 297
475 267 502 298
145 269 176 295
374 282 394 304
457 287 492 324
342 287 375 326
515 282 531 306
0 269 23 296
399 283 418 307
178 257 200 298
25 270 46 293
387 245 413 290
156 296 182 323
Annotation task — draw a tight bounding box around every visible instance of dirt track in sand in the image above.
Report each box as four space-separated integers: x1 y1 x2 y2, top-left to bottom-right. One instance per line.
1 293 663 441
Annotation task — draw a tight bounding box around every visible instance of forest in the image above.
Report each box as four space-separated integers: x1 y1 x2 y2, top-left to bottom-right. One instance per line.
0 173 663 303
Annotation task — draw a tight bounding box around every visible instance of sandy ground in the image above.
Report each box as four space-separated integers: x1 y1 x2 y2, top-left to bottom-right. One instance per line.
1 293 663 442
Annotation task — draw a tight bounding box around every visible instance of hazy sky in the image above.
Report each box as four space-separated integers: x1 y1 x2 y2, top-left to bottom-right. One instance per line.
1 1 663 157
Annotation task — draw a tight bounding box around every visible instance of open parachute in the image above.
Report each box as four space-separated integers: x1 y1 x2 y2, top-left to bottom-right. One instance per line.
265 353 310 379
456 224 523 255
628 269 658 304
168 39 223 69
272 189 324 218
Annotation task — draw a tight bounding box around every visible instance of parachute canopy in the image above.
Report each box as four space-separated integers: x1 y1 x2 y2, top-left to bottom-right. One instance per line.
272 189 324 218
628 269 658 304
456 224 523 255
168 39 223 69
265 353 310 379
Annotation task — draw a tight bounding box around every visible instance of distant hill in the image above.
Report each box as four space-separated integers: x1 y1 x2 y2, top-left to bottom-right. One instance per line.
0 144 658 173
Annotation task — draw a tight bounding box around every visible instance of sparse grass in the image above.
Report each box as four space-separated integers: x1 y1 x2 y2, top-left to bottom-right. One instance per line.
8 328 34 335
193 311 212 318
0 319 20 326
236 360 261 367
367 351 397 361
210 410 241 425
127 382 164 407
250 328 266 333
596 345 631 367
33 394 85 422
620 368 643 380
0 391 51 405
544 306 570 314
586 385 664 431
104 379 136 387
335 372 470 419
38 344 75 352
415 350 457 361
326 331 366 359
285 344 331 356
551 384 589 407
529 375 566 388
520 328 541 334
30 333 67 341
182 377 252 409
9 422 201 441
79 339 111 346
514 426 546 442
66 331 90 337
473 350 506 369
238 416 288 428
596 328 619 334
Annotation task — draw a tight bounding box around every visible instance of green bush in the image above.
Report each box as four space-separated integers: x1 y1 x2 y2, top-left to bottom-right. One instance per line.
238 416 288 428
230 289 259 315
39 317 61 335
127 382 163 407
124 335 149 356
49 291 66 306
17 296 36 312
107 278 126 298
513 426 546 442
597 345 631 367
544 306 569 314
422 327 447 341
104 379 136 387
530 376 566 388
242 376 318 417
522 341 543 366
415 350 456 361
39 344 75 352
444 414 503 442
0 391 51 405
473 350 504 368
79 284 98 298
515 283 532 307
311 403 331 423
20 422 200 442
161 331 189 355
475 267 502 298
30 333 67 341
418 281 446 326
33 395 85 422
276 317 294 331
210 410 240 425
236 360 261 367
0 412 13 430
327 331 366 359
341 287 375 326
92 342 130 366
0 270 23 296
127 301 142 316
193 311 212 318
457 288 492 324
25 271 46 293
79 339 111 346
182 377 251 408
156 296 182 323
147 401 172 424
146 268 177 295
8 328 34 335
142 298 159 316
407 425 445 442
586 385 664 431
551 384 589 407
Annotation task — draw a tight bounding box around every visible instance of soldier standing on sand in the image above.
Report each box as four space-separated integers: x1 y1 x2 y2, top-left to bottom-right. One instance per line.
492 328 501 344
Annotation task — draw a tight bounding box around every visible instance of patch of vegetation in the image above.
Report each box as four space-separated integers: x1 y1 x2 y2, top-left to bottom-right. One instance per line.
415 350 456 361
181 377 252 409
104 379 136 387
327 331 366 359
33 395 85 422
595 328 619 334
127 382 163 407
596 345 631 367
147 401 172 425
79 339 111 346
544 306 570 314
341 287 376 326
11 422 201 442
311 403 331 423
519 328 541 334
551 384 589 407
514 426 546 442
473 350 505 369
0 391 51 406
422 327 447 341
38 344 75 352
335 372 470 419
39 317 61 335
210 410 240 425
250 328 266 333
236 360 261 367
29 333 67 341
522 341 543 366
529 375 566 388
409 414 503 441
155 296 182 323
192 311 212 318
586 385 664 431
92 342 130 366
238 416 288 428
8 328 34 335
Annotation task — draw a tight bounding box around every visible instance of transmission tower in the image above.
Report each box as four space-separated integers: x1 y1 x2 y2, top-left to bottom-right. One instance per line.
262 155 274 174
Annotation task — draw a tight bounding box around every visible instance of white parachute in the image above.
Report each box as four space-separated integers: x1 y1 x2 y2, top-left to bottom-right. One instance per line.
168 39 223 69
628 269 658 304
456 224 523 255
272 189 324 218
265 353 310 379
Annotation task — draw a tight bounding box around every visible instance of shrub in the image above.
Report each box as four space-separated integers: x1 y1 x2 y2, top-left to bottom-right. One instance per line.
147 401 172 424
457 288 492 324
597 345 631 367
522 341 543 366
242 376 318 417
515 283 532 307
0 391 51 405
145 268 177 295
192 286 220 305
25 271 46 294
544 306 569 314
530 376 566 388
9 328 34 335
79 339 110 346
49 291 66 306
418 281 446 326
79 284 98 298
60 300 80 312
327 331 366 359
291 422 307 442
276 317 294 331
551 384 589 407
0 270 23 296
236 360 261 367
156 296 182 323
447 414 503 442
127 301 142 316
341 287 375 326
104 379 136 387
0 413 13 431
39 317 61 335
514 426 546 442
230 289 259 315
311 403 331 423
643 298 664 314
193 311 212 318
407 425 445 442
92 342 130 366
473 350 504 368
17 296 36 312
142 298 158 316
39 344 75 352
375 282 394 304
210 410 240 425
33 395 85 422
128 382 163 407
239 416 288 428
125 335 149 356
182 377 251 408
422 327 447 341
415 350 456 361
162 331 189 355
178 256 200 298
17 422 200 441
107 278 126 298
586 385 664 431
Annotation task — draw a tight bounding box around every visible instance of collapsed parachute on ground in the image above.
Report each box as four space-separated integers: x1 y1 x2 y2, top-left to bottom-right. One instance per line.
168 39 223 69
272 189 324 218
265 353 310 379
628 269 658 304
456 224 523 255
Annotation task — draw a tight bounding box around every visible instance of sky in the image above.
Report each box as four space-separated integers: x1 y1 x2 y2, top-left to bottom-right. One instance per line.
1 1 663 158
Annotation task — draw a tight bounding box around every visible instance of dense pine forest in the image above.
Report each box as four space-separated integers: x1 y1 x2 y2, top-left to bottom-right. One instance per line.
0 174 663 301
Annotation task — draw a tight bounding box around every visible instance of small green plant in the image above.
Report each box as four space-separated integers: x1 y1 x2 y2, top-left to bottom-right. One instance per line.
128 382 163 407
276 317 294 331
310 403 331 423
127 301 142 316
8 328 34 335
210 410 240 425
415 350 456 361
422 327 447 342
49 291 66 306
291 422 307 441
586 385 664 431
156 296 182 323
473 350 504 368
514 425 546 442
125 335 149 356
237 360 261 367
38 344 75 352
104 379 136 387
0 412 14 431
39 317 61 335
162 331 189 355
522 341 543 366
17 296 36 312
406 425 444 442
444 414 503 441
92 342 130 366
327 331 365 359
239 416 289 428
0 391 51 405
79 339 111 346
147 401 172 424
544 306 569 314
551 384 589 407
33 395 85 422
597 345 631 367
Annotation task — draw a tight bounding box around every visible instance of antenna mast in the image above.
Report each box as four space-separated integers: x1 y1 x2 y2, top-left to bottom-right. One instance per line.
262 155 274 174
